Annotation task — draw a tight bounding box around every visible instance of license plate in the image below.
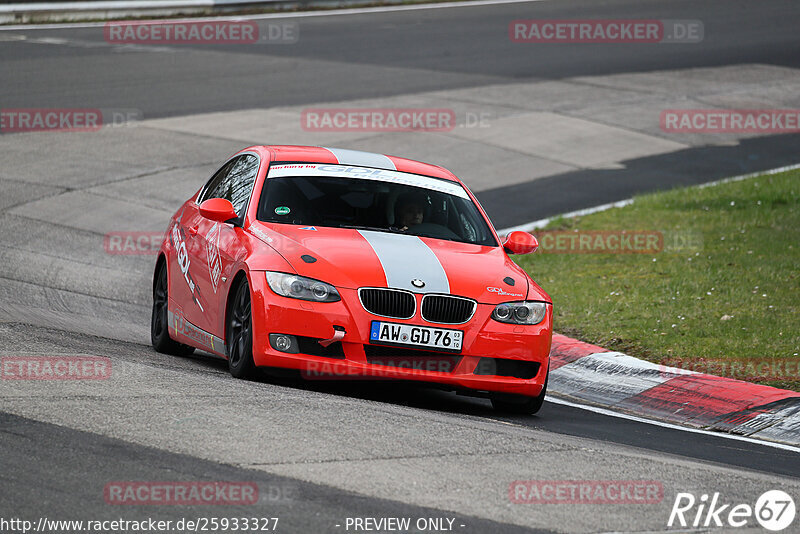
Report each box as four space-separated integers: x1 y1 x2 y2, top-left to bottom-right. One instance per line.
369 321 463 352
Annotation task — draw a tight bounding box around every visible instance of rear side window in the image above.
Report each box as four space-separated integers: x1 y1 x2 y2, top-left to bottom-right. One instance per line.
199 154 260 217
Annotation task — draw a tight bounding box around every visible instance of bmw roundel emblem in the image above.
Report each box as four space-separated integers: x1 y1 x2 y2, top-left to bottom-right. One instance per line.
411 279 425 288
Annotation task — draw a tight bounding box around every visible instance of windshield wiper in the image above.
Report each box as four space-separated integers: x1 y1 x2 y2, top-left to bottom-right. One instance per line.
339 224 404 234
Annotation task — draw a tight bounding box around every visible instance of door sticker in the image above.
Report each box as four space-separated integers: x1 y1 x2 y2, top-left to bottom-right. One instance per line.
206 222 222 293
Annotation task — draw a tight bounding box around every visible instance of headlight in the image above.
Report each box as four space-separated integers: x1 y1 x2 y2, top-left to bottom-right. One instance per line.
265 272 341 303
491 301 547 325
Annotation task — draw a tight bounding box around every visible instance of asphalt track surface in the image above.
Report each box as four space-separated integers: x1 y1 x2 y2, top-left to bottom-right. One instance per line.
2 0 800 226
1 0 800 532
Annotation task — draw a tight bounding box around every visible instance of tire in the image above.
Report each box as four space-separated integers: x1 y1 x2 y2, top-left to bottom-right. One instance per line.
151 260 195 356
227 278 258 379
490 365 548 415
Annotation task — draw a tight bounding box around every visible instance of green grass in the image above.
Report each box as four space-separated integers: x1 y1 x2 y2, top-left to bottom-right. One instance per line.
515 169 800 390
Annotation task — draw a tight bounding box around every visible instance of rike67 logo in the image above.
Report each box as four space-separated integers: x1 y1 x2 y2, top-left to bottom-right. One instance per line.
668 490 796 531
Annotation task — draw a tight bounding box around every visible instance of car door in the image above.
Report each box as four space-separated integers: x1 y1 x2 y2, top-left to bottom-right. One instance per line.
190 154 260 339
170 160 235 335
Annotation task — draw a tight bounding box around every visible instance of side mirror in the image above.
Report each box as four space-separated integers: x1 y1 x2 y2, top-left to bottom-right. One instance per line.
199 198 238 223
502 231 539 255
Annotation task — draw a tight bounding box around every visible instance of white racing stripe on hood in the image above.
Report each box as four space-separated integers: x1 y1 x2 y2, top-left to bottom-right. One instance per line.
324 147 397 170
358 230 449 294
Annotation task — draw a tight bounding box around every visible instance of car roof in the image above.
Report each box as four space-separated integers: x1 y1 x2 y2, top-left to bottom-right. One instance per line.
258 145 460 183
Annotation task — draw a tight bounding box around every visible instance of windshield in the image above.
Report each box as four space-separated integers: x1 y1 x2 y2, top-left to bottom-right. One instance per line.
257 164 498 246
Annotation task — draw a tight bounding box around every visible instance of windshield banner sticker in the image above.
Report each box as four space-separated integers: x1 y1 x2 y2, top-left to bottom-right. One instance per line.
268 164 469 199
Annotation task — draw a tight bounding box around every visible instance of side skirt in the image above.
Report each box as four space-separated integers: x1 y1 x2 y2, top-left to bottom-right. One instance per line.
167 307 226 358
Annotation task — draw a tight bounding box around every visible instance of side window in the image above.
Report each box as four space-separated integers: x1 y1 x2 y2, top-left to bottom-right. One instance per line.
199 160 233 204
199 155 260 217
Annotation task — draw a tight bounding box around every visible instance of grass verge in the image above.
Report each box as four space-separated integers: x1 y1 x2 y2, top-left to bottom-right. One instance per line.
515 169 800 390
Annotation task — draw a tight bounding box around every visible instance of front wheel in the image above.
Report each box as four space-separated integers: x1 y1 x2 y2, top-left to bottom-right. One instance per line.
227 278 258 379
490 365 548 415
151 260 194 356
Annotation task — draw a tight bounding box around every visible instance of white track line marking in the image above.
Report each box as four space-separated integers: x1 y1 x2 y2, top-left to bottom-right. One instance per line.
499 199 634 234
546 396 800 454
0 0 547 31
497 162 800 234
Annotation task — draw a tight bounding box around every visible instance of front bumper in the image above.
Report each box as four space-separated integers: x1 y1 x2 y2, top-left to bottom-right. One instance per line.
249 274 552 397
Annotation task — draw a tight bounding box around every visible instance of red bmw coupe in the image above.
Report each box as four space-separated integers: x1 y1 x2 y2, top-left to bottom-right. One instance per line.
152 146 552 413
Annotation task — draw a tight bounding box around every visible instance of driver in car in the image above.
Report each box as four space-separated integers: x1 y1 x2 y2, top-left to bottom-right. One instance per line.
396 193 426 231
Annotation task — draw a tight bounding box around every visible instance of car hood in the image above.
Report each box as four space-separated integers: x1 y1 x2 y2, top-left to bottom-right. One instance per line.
250 222 550 304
